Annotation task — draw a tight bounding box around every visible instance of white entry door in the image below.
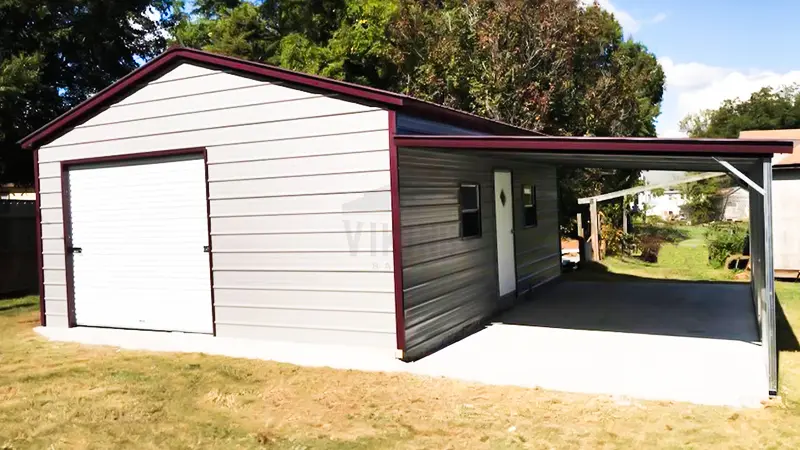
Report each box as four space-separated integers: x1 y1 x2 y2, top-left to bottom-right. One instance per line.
67 155 213 333
493 170 516 297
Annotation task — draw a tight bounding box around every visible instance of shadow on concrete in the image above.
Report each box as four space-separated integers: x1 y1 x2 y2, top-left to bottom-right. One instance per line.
499 267 760 343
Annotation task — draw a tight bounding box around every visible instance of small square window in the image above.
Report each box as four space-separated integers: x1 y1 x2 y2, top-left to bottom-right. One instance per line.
522 184 537 228
459 183 481 238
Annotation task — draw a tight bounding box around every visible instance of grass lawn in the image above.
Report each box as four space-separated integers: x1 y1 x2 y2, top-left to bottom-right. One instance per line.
2 227 800 448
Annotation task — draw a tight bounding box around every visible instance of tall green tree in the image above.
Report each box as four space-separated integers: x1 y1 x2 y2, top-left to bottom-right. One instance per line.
0 0 177 184
680 85 800 138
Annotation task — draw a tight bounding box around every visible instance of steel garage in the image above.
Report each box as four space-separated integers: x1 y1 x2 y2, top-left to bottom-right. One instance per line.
21 48 793 399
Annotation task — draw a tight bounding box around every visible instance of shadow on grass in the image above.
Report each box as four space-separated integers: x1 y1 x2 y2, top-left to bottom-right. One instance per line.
0 295 39 315
777 297 800 352
565 261 742 285
634 224 691 244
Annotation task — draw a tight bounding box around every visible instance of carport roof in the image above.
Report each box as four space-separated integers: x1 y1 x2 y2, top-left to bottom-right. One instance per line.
394 135 794 172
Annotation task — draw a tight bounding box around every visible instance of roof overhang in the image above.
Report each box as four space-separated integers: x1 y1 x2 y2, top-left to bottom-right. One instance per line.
394 135 794 172
20 48 536 150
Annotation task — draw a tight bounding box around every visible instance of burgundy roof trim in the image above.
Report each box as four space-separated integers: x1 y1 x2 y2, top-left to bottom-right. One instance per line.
20 47 532 149
393 135 795 155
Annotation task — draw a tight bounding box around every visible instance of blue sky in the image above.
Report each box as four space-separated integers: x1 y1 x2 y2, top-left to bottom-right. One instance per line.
590 0 800 136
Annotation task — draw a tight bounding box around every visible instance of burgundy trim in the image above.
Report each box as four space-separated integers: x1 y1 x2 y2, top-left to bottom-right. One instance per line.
178 50 405 106
20 47 531 150
59 148 207 167
59 148 215 334
33 150 45 326
388 111 406 353
393 135 794 155
201 148 217 336
59 163 76 327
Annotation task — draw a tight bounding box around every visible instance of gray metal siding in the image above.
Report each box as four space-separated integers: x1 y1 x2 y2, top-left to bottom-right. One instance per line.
398 148 561 359
37 62 397 352
512 166 562 296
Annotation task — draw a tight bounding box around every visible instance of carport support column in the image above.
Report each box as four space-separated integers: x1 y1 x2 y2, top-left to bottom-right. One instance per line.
723 156 777 396
762 158 777 396
589 199 600 261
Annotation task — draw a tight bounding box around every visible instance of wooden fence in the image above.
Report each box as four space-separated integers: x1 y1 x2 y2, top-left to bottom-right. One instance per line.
0 200 37 296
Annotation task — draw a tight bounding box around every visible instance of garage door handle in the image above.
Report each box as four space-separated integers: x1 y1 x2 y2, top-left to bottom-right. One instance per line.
203 246 210 253
69 247 82 254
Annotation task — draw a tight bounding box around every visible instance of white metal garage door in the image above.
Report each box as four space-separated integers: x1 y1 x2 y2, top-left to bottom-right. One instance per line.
66 155 213 333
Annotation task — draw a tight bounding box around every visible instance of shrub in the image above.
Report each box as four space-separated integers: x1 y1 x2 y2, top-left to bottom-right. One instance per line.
705 222 748 268
601 221 640 257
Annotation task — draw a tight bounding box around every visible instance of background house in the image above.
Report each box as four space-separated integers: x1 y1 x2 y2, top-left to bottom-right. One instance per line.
717 187 750 221
740 130 800 278
637 189 685 220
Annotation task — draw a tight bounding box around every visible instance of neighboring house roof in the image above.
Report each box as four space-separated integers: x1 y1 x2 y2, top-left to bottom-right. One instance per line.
19 47 540 150
739 129 800 167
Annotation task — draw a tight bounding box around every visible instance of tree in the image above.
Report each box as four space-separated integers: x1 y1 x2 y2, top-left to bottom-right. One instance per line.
680 85 800 138
0 0 177 185
679 175 734 224
678 85 800 223
172 0 665 231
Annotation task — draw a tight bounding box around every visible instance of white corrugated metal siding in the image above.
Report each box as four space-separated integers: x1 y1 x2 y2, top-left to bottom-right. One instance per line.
37 63 396 350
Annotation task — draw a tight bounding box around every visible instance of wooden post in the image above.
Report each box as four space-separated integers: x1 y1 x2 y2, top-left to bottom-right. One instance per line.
621 197 628 235
590 199 600 261
576 212 584 238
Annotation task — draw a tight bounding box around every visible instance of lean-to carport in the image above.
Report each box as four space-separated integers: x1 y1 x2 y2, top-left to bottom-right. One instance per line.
392 135 793 396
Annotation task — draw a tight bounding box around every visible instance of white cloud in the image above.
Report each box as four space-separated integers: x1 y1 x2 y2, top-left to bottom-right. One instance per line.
651 12 667 24
657 57 800 136
579 0 640 32
579 0 667 34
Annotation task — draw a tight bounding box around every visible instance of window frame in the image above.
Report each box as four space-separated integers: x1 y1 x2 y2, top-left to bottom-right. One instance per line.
521 184 538 228
459 182 482 239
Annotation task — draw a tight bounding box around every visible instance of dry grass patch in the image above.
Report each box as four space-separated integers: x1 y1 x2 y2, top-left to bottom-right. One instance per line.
3 301 800 449
2 240 800 449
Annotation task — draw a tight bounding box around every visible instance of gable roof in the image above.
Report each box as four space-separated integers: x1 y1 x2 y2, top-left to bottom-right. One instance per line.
20 47 539 150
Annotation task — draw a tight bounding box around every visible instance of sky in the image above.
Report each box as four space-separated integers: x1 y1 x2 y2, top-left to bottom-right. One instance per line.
586 0 800 137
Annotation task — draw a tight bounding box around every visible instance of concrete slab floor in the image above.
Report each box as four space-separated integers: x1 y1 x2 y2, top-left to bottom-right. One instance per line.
34 280 768 408
412 280 767 408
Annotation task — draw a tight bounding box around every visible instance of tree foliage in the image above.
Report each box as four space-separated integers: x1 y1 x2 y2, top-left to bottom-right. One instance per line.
680 85 800 138
678 85 800 223
172 0 665 231
679 175 734 224
0 0 176 184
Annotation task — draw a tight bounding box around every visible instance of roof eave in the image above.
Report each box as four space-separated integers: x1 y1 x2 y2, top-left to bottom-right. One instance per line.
393 135 795 156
